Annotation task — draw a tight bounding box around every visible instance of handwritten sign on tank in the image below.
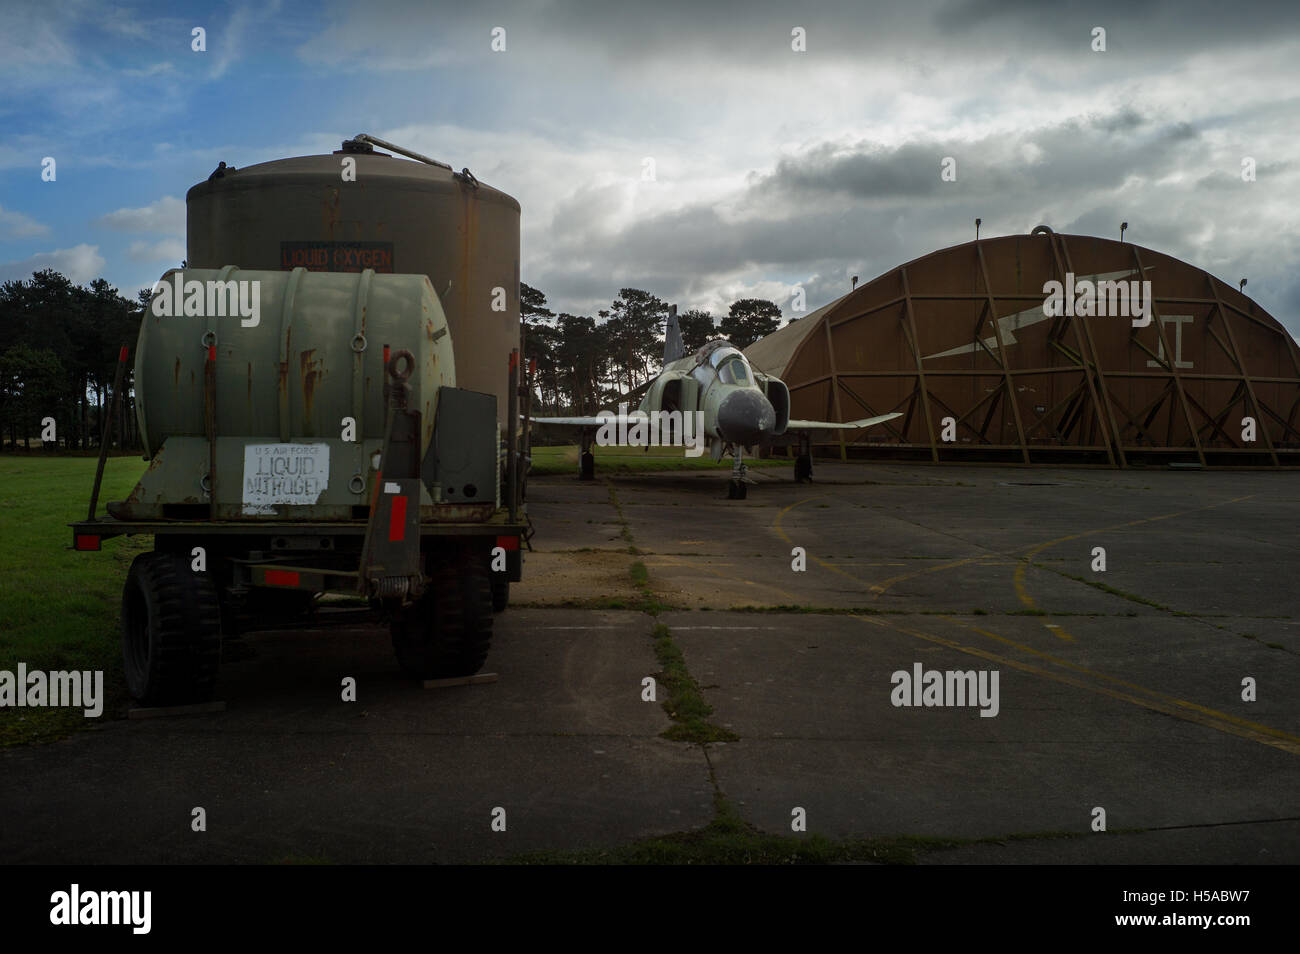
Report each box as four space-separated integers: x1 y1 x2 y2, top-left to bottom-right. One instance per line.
242 443 330 508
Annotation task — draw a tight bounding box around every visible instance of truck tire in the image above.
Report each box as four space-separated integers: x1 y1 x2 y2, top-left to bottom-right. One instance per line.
121 552 223 705
490 577 509 612
391 556 494 679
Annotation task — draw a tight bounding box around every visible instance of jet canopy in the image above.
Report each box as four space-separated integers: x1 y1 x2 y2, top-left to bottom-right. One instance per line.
707 345 753 386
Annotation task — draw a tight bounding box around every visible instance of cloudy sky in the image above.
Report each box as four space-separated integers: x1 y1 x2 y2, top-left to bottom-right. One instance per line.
1 0 1298 336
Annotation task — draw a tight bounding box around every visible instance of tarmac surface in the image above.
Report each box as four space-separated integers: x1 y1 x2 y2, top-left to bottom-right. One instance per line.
3 460 1299 863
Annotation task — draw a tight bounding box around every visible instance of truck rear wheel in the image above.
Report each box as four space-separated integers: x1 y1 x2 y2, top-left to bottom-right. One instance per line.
121 552 223 705
490 578 509 612
391 556 494 679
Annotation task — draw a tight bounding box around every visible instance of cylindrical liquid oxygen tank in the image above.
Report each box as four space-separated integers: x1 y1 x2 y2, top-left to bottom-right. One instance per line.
185 140 520 427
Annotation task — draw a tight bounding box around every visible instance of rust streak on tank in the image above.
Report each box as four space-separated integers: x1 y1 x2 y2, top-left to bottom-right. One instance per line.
300 348 320 432
323 187 340 240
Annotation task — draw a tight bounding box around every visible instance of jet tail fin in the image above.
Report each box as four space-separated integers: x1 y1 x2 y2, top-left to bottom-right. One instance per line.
663 304 685 363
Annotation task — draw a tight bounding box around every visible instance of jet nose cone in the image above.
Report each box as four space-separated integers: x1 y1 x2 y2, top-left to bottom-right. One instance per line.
718 389 776 446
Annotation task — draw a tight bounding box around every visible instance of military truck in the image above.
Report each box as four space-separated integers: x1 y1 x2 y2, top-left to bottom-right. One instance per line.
71 138 529 705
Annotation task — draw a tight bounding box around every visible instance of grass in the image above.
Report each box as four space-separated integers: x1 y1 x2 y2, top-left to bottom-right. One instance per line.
1035 564 1173 612
652 623 738 744
0 454 150 745
528 443 789 476
507 793 1097 864
602 481 732 743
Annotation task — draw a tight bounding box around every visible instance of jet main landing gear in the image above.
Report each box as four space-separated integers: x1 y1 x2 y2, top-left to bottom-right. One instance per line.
794 454 813 482
578 428 596 481
794 434 814 483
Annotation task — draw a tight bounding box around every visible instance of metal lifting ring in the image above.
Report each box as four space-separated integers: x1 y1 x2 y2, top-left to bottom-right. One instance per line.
349 474 366 494
387 349 415 382
351 333 367 353
201 330 218 348
200 473 212 493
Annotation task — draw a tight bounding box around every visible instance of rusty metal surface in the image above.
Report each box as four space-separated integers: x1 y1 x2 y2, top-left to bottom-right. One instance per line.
186 148 521 429
135 270 451 458
774 231 1300 467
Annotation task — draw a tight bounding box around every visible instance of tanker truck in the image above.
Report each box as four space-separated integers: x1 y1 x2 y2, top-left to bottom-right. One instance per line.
70 138 530 705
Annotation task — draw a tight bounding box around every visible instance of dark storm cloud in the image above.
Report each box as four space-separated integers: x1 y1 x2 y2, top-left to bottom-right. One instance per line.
1195 161 1293 191
1096 107 1147 134
938 0 1300 49
745 107 1202 207
527 91 1296 330
758 143 948 200
307 0 1300 68
547 199 903 280
289 0 1300 332
586 103 1188 273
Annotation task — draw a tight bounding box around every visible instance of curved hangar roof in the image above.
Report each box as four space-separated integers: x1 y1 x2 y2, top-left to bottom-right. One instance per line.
746 230 1300 467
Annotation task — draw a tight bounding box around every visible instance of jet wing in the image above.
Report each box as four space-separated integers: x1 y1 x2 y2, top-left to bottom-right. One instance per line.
531 416 608 427
785 412 902 431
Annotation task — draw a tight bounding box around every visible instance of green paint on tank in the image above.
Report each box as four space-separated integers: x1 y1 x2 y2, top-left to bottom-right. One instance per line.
127 268 456 520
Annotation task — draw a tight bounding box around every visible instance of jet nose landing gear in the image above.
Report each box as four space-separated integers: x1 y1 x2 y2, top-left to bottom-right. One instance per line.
727 447 750 499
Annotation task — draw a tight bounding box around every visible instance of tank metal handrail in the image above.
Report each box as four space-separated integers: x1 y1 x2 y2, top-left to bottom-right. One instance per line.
351 133 452 171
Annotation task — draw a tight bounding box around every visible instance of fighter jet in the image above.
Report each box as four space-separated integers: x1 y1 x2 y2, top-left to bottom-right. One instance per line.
531 307 901 498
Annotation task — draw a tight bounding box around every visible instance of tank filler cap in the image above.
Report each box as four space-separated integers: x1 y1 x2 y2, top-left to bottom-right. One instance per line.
337 138 386 155
207 161 237 181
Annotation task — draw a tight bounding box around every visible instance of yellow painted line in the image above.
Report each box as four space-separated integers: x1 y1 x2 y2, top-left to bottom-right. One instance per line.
773 493 881 587
778 491 1257 648
867 556 991 595
772 493 831 545
945 617 1300 749
776 496 1008 598
1010 494 1256 643
772 491 1293 753
854 614 1300 757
